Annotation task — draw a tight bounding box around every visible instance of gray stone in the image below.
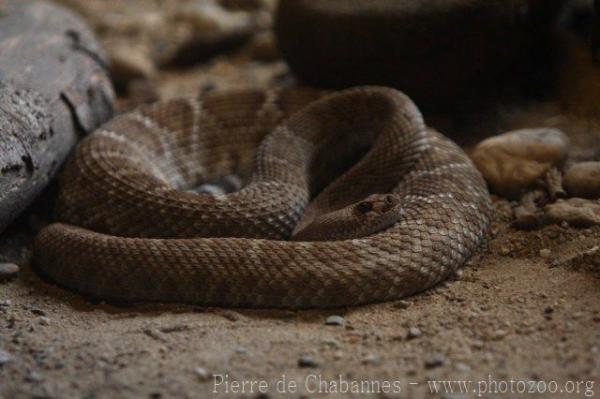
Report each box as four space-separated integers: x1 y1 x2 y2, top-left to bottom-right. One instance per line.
0 349 13 365
195 367 210 381
298 355 318 368
362 353 381 365
325 315 345 326
407 327 422 339
424 353 446 369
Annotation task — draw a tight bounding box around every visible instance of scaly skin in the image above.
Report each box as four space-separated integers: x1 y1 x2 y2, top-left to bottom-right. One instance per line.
34 87 491 308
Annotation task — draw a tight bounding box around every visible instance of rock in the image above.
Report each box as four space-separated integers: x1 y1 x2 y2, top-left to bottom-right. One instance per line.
544 198 600 227
321 338 340 349
362 353 381 365
539 249 551 258
564 162 600 199
498 246 511 256
174 1 251 34
325 315 345 326
108 42 156 91
234 347 247 355
407 327 422 339
30 308 46 316
25 370 43 383
246 31 279 61
275 0 564 109
0 349 13 365
454 362 471 372
165 1 257 66
298 355 318 368
424 353 446 369
0 263 19 281
38 317 51 326
472 340 484 350
393 300 410 309
492 329 508 340
195 367 210 381
471 128 570 198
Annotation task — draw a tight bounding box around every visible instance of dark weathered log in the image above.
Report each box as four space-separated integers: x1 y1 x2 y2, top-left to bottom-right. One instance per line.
0 0 114 233
275 0 566 109
594 0 599 61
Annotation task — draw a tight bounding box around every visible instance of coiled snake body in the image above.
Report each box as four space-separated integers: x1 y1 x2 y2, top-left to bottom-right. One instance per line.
34 87 491 308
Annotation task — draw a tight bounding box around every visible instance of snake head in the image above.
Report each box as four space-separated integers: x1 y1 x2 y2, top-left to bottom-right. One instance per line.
354 194 399 219
292 193 402 241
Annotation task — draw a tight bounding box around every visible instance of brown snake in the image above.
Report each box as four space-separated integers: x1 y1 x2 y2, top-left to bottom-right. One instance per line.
34 86 491 308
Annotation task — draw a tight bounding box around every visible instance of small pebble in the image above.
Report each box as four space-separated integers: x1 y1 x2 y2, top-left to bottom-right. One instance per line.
563 161 600 199
539 248 551 258
407 327 422 339
298 355 319 368
492 329 508 340
472 340 484 350
25 370 43 383
108 43 156 87
321 338 340 349
325 315 345 326
424 353 446 369
195 367 210 381
0 263 19 281
234 347 247 355
38 317 51 326
471 128 569 198
454 362 471 372
393 300 410 309
498 246 511 256
30 308 46 316
0 349 13 364
362 353 381 365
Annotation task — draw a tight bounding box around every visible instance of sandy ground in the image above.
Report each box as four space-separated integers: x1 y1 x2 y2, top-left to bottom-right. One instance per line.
1 2 600 398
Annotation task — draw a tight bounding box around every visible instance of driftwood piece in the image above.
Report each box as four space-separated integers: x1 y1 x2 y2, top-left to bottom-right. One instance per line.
0 0 114 233
545 167 567 201
513 189 547 229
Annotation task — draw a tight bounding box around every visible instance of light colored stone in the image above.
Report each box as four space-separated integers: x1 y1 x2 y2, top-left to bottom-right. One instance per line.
471 128 569 198
325 315 345 326
544 198 600 227
108 42 156 87
195 367 210 381
174 1 251 34
0 349 13 365
539 249 551 258
0 263 19 281
564 162 600 199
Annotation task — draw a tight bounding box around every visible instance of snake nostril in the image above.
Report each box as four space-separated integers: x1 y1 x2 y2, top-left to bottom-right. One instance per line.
356 201 373 214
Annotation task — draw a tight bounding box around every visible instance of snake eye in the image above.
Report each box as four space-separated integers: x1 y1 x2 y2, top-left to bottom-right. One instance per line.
385 195 395 204
356 201 373 214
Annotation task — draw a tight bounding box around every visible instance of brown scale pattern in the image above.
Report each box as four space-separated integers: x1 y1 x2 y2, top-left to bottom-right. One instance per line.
34 87 491 308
